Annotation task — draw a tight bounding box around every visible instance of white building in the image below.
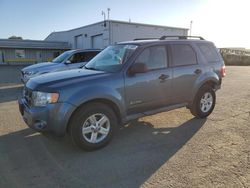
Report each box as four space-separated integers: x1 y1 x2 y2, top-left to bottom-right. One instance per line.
45 20 188 49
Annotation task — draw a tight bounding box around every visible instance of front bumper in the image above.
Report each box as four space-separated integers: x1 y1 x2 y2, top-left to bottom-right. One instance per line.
18 98 76 136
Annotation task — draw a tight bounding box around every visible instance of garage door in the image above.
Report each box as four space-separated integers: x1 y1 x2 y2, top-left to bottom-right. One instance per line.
92 34 103 49
75 35 83 49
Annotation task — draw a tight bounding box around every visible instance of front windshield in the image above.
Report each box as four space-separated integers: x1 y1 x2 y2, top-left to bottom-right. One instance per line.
52 51 72 63
85 44 138 72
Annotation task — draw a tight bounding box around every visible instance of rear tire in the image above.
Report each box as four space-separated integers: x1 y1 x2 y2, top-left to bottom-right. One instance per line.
69 102 117 151
190 85 216 118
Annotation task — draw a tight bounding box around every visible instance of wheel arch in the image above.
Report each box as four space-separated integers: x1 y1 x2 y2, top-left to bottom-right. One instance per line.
66 98 122 133
189 77 219 107
200 80 219 90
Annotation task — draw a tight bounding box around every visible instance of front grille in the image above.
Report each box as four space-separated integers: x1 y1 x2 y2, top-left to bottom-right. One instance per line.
23 87 32 106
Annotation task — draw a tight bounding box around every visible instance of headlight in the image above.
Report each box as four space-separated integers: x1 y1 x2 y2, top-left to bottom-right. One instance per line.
25 71 38 76
32 91 59 106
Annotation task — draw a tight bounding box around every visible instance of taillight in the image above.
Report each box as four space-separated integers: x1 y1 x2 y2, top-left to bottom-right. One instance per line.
221 65 226 77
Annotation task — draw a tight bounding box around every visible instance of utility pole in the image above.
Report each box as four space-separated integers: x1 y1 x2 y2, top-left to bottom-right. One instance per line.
190 20 193 36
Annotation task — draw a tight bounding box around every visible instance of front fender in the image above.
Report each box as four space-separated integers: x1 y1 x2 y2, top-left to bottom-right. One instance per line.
65 85 125 118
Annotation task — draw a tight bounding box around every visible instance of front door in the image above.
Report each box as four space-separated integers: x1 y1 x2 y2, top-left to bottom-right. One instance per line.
125 45 172 115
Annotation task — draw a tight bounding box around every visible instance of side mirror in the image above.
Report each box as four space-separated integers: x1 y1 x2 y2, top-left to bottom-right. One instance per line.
130 63 148 74
64 60 71 64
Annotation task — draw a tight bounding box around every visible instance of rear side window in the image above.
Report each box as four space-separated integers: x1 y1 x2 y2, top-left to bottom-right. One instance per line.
135 46 167 70
69 51 100 63
69 52 86 63
197 43 220 62
84 51 100 62
171 44 197 66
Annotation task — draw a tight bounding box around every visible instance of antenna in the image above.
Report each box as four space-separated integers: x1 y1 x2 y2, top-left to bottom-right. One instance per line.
102 10 106 21
102 11 106 27
107 8 111 20
189 20 193 36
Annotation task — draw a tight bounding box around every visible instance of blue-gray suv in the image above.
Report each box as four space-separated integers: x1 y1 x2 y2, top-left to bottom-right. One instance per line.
18 36 226 150
21 49 101 83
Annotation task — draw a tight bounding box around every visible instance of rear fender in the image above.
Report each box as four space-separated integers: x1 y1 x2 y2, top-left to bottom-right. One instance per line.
190 71 220 105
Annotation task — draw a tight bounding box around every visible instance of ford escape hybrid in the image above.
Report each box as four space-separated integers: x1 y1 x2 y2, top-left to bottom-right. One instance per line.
18 36 225 150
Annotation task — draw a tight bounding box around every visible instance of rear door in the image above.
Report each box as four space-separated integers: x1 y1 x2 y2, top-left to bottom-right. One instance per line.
125 45 172 115
170 43 202 104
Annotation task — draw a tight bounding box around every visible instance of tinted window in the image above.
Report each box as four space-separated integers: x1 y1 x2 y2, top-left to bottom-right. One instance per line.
198 43 220 62
84 51 100 62
69 52 86 63
171 44 197 66
135 46 167 70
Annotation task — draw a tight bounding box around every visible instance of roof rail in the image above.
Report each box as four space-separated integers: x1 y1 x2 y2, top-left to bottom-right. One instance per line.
134 36 205 41
159 36 205 40
133 38 159 41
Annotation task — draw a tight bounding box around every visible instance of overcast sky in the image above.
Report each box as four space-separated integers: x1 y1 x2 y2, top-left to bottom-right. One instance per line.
0 0 249 48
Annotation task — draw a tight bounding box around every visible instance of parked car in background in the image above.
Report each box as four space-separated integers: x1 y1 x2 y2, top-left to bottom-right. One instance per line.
21 49 101 83
18 36 225 151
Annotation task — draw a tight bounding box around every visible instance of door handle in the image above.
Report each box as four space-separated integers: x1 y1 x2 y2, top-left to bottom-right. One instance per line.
158 74 169 80
194 69 202 74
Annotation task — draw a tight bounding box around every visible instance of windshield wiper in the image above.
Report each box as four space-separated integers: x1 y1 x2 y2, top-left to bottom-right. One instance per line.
84 66 109 73
84 66 99 71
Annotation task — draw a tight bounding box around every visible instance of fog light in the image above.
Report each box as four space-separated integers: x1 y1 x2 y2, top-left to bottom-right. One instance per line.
34 120 47 130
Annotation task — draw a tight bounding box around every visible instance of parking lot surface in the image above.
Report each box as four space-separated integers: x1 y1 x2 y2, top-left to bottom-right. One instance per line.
0 66 249 188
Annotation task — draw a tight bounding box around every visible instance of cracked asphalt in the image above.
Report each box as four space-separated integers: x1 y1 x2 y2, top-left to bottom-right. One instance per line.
0 66 249 188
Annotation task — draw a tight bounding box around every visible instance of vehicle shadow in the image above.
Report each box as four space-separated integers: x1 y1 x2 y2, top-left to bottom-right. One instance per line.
0 117 206 188
0 85 23 103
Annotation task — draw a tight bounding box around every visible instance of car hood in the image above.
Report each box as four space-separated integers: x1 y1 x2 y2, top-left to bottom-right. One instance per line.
26 68 108 91
22 62 59 72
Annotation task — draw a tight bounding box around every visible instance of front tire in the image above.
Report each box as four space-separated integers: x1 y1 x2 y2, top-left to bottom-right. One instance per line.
190 85 216 118
69 102 117 151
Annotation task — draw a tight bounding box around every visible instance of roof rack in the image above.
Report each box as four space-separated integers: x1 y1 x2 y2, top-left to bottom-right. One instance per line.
159 36 205 40
133 36 205 41
133 38 159 41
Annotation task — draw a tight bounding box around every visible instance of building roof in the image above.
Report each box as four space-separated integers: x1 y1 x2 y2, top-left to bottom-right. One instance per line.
45 20 189 40
109 20 189 30
0 39 70 50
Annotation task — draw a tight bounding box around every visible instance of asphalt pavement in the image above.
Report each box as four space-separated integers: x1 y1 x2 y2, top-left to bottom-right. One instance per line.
0 66 249 188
